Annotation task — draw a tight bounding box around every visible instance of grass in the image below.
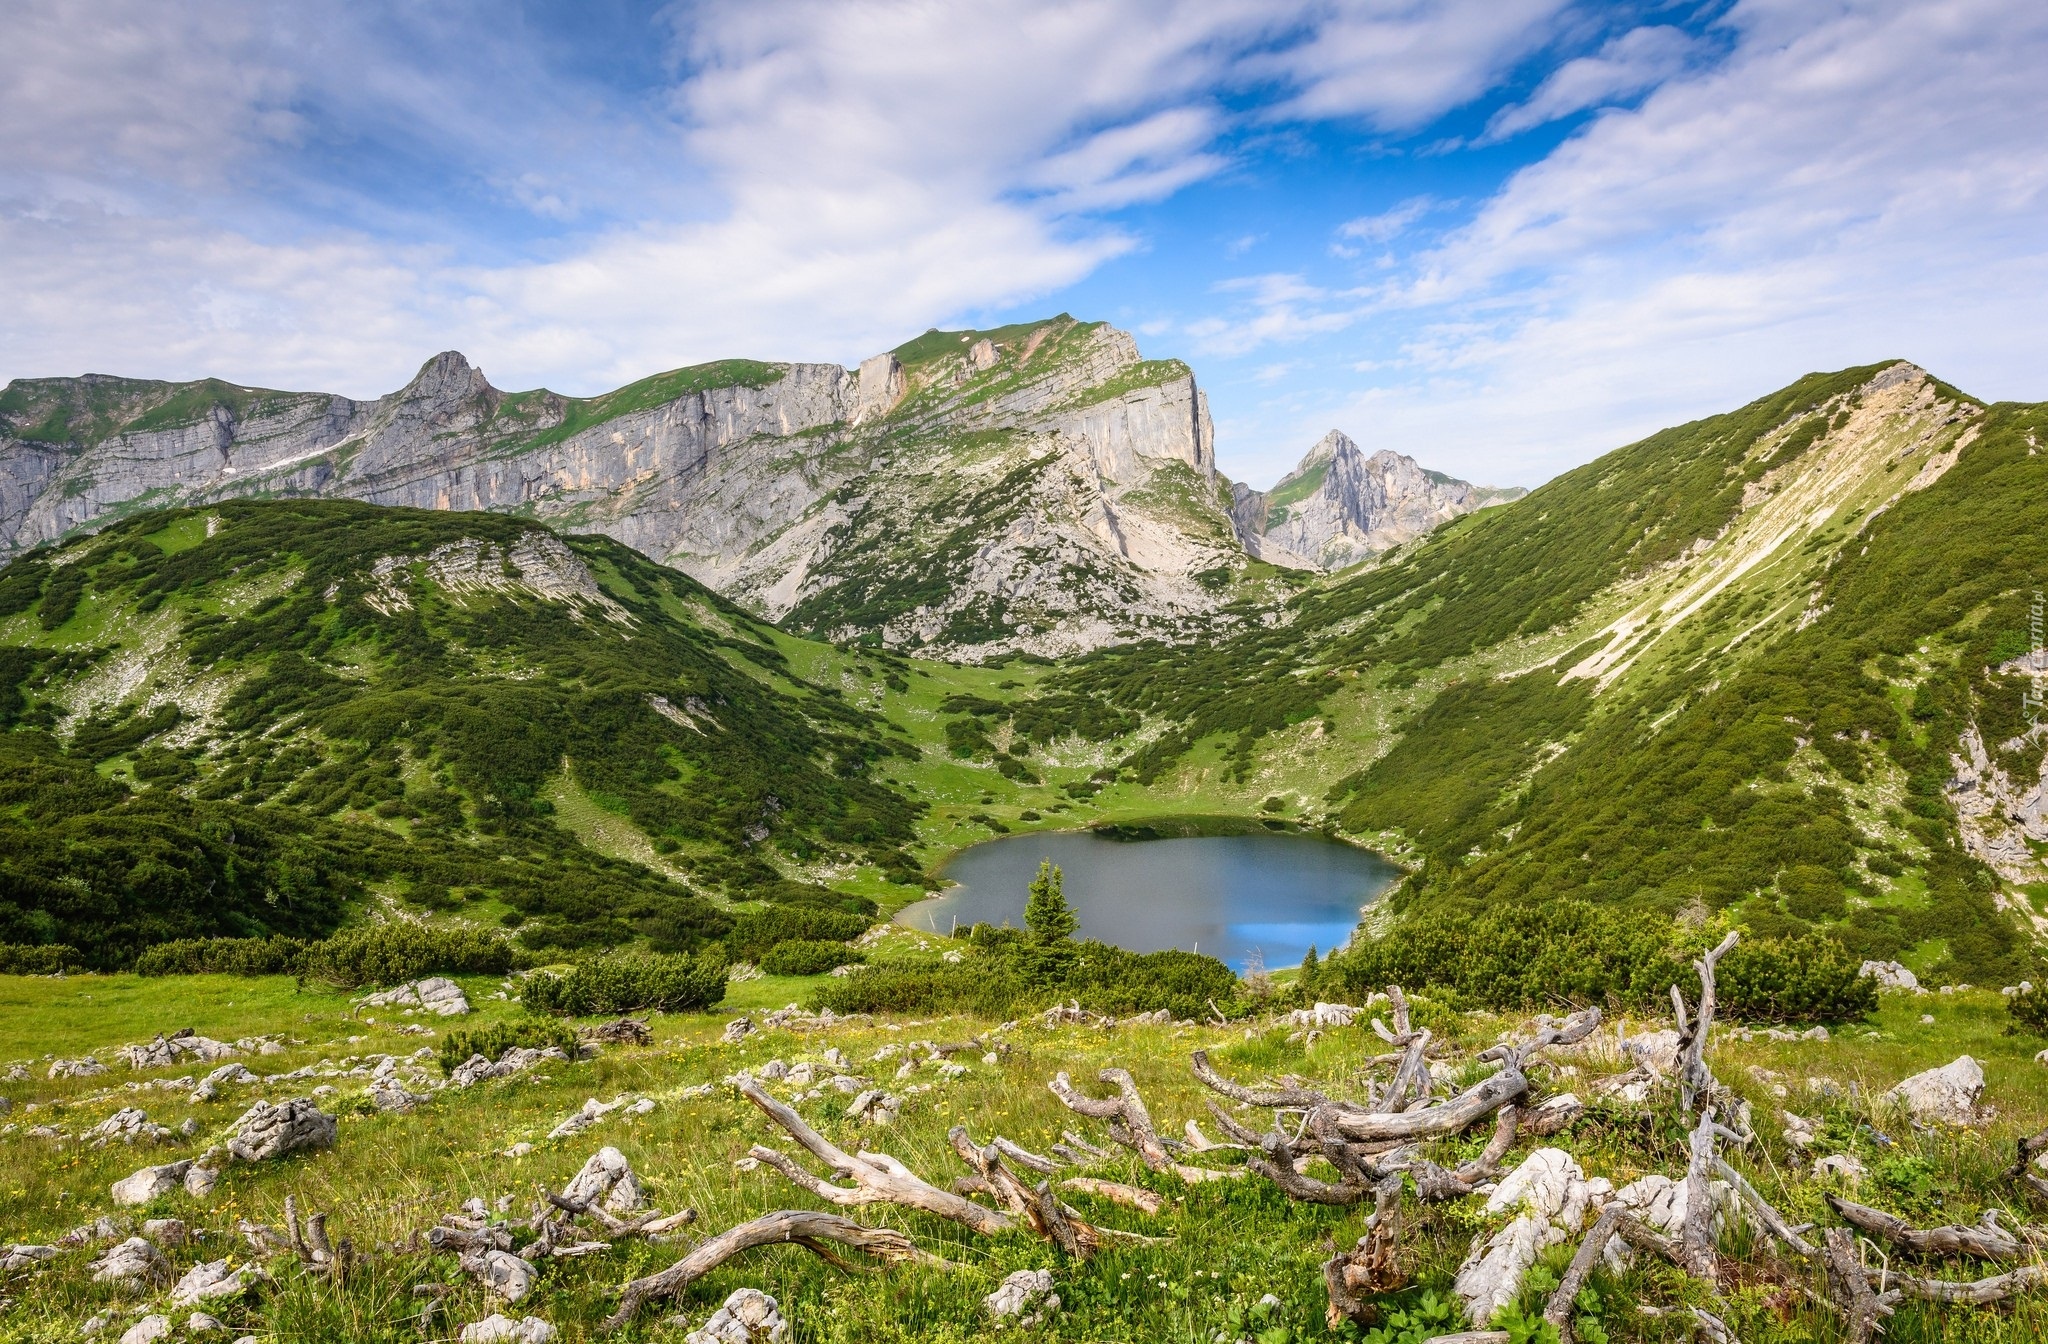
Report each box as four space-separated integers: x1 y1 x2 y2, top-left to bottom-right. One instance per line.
6 975 2048 1342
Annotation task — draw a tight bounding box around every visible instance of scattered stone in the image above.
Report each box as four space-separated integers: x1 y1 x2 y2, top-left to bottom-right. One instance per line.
451 1047 565 1088
112 1161 194 1207
784 1062 815 1086
0 1243 59 1270
983 1269 1059 1325
169 1259 268 1307
561 1146 645 1213
720 1017 755 1045
582 1018 652 1046
89 1108 178 1147
1860 960 1920 991
1886 1056 1987 1126
357 977 471 1016
1782 1113 1818 1149
546 1095 648 1140
61 1216 131 1247
49 1056 108 1079
1618 1028 1682 1074
186 1313 224 1333
460 1315 558 1344
503 1142 536 1158
1523 1094 1584 1136
184 1152 222 1197
142 1219 189 1247
229 1098 337 1161
686 1288 786 1344
80 1310 122 1337
470 1249 538 1303
118 1033 239 1070
91 1237 171 1289
1816 1154 1868 1182
118 1314 172 1344
756 1060 788 1081
1282 1002 1361 1027
942 948 965 964
370 1079 426 1113
1921 1014 1937 1024
1458 1150 1609 1323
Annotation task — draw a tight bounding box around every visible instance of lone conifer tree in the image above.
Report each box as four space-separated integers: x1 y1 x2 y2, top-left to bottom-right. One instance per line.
1299 944 1322 999
1024 860 1077 945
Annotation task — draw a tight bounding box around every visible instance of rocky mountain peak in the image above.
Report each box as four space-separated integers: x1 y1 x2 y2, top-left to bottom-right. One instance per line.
1232 431 1521 572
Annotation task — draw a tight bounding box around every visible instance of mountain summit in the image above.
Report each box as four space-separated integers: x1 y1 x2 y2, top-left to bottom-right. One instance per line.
1230 430 1523 571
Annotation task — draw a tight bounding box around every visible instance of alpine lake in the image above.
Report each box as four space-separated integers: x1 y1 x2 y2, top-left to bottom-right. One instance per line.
897 821 1401 972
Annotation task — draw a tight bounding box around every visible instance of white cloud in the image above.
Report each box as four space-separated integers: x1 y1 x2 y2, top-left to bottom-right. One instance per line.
1479 23 1697 142
1337 195 1434 242
1225 0 2048 487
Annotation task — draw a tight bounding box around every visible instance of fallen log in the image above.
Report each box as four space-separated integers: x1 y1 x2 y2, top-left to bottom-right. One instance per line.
601 1210 944 1332
1050 1068 1245 1182
1058 1178 1165 1215
1827 1195 2022 1260
2007 1128 2048 1201
1872 1262 2048 1304
1823 1228 1895 1344
736 1076 1010 1236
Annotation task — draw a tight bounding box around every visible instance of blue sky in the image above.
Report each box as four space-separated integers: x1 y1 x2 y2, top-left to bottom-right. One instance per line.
3 1 2045 489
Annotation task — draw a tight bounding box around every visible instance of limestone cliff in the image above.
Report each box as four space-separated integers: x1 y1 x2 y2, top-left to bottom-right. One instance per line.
1231 430 1522 571
0 317 1264 658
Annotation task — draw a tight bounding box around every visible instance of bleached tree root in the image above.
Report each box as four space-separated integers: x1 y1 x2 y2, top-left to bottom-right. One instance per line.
602 1210 944 1332
1827 1196 2022 1260
737 1075 1012 1236
1873 1262 2048 1304
1050 1068 1246 1182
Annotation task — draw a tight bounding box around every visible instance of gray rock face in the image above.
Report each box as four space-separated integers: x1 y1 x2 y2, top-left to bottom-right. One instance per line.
0 318 1268 659
1232 431 1522 571
1887 1055 1987 1125
561 1146 645 1213
91 1236 171 1288
110 1161 192 1207
227 1098 336 1162
686 1288 786 1344
358 977 470 1016
461 1315 558 1344
983 1269 1059 1324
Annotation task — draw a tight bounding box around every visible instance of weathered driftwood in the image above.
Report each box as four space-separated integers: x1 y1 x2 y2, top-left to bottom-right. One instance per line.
1544 1203 1628 1344
948 1126 1102 1257
1827 1195 2021 1259
737 1076 1010 1236
1321 1173 1406 1327
1050 1069 1243 1182
1716 1158 1816 1258
1676 1108 1750 1283
1823 1227 1895 1344
1412 1105 1520 1202
284 1194 353 1283
1058 1178 1166 1215
1672 931 1738 1115
1873 1262 2048 1304
1189 1050 1330 1109
602 1210 943 1332
2007 1128 2048 1201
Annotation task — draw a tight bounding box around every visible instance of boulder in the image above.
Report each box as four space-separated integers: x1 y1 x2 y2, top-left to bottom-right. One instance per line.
686 1288 786 1344
111 1161 194 1207
369 1080 426 1114
468 1249 538 1303
91 1237 171 1288
983 1269 1059 1325
721 1017 755 1045
460 1315 558 1344
583 1018 652 1046
142 1218 189 1247
186 1313 224 1334
228 1098 337 1162
451 1047 563 1088
358 977 470 1017
1457 1150 1608 1324
169 1259 268 1307
184 1157 221 1197
118 1032 239 1070
49 1056 107 1079
561 1147 645 1213
1886 1056 1986 1125
88 1108 176 1147
118 1315 172 1344
1815 1154 1868 1182
1618 1028 1683 1074
0 1243 59 1271
1860 960 1920 991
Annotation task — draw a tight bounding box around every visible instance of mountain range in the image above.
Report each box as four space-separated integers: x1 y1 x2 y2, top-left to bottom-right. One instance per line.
3 325 2045 992
0 317 1510 660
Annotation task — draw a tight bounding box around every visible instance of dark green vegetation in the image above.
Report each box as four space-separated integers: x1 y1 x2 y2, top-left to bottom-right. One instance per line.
436 1016 579 1074
0 500 925 965
520 948 730 1016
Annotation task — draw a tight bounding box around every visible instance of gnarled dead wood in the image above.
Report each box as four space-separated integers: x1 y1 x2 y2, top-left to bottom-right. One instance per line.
601 1209 945 1332
1378 1029 1433 1113
2007 1129 2048 1201
992 1136 1061 1174
736 1076 1011 1236
1058 1178 1165 1215
1715 1159 1816 1258
1051 1068 1245 1182
1828 1196 2022 1259
1326 1065 1528 1143
1823 1227 1894 1344
1413 1105 1521 1202
1872 1261 2048 1304
1190 1050 1331 1109
1672 931 1738 1115
1322 1173 1406 1327
1545 1203 1627 1344
1678 1109 1748 1284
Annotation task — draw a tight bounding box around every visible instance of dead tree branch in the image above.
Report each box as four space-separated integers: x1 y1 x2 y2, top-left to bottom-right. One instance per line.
1827 1196 2022 1260
1051 1069 1243 1182
1673 931 1738 1115
1872 1262 2048 1304
602 1210 944 1333
1823 1228 1894 1344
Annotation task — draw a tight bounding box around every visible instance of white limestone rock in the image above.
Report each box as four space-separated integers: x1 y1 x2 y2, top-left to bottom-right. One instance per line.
111 1161 193 1207
118 1033 239 1070
1283 1003 1361 1027
228 1098 337 1161
983 1269 1059 1325
1815 1154 1868 1183
358 977 471 1016
91 1237 171 1289
686 1288 786 1344
461 1315 558 1344
1860 960 1920 991
49 1056 107 1079
118 1314 172 1344
470 1250 538 1303
1457 1150 1607 1324
0 1243 59 1270
561 1146 645 1213
169 1259 268 1307
89 1108 176 1147
1886 1056 1986 1125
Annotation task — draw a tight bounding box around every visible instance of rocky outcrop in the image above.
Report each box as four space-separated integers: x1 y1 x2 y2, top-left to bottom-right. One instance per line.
1232 431 1521 571
1 317 1253 659
357 976 471 1017
1887 1055 1987 1125
227 1098 336 1162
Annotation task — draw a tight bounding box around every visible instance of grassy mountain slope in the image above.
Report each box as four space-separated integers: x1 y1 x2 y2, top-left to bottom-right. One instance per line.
0 501 931 964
